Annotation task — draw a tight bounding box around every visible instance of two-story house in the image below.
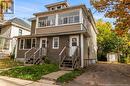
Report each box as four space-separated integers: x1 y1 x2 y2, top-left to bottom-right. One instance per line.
0 18 30 57
15 1 98 69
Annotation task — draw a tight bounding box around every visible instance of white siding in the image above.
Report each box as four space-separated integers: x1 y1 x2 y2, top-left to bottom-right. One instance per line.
10 25 30 53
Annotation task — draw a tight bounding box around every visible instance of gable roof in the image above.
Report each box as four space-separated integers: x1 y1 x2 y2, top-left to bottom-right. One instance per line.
8 18 31 30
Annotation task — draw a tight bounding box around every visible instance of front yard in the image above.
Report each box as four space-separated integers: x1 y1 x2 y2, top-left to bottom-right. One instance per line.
0 58 23 69
0 64 59 81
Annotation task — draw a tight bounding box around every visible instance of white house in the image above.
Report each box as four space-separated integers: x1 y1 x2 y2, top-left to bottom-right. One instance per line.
0 18 30 56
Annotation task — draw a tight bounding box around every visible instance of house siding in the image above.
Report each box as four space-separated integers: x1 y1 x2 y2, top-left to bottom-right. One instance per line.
31 20 36 35
36 24 81 35
16 34 81 63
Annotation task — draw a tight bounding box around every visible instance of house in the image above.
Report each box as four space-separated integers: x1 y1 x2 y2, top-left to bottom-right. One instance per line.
0 18 30 57
15 1 98 69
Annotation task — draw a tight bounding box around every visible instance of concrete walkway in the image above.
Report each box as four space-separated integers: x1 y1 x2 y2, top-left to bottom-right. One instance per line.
0 76 59 86
42 70 71 81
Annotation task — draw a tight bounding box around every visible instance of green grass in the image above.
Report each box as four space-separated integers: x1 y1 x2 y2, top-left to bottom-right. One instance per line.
57 69 84 83
0 64 59 81
0 58 23 69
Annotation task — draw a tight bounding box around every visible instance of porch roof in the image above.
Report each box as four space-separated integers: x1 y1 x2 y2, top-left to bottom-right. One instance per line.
14 30 89 38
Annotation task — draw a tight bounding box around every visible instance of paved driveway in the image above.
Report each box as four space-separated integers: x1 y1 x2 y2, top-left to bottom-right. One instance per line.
64 63 130 86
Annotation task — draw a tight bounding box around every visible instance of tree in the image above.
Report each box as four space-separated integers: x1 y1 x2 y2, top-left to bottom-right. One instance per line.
96 19 124 61
0 0 13 20
90 0 130 30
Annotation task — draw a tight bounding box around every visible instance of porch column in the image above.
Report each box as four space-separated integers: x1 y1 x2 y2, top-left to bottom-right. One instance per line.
15 38 18 59
80 34 84 68
55 13 58 26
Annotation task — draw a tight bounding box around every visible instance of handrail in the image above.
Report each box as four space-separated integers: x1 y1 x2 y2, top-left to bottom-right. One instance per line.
72 46 80 69
59 46 66 56
59 46 67 67
24 47 36 64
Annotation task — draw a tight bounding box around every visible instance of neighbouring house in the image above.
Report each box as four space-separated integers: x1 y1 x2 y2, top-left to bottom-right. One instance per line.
15 1 98 69
0 18 30 57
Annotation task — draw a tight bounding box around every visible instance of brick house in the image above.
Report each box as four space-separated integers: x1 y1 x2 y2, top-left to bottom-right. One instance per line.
15 1 98 69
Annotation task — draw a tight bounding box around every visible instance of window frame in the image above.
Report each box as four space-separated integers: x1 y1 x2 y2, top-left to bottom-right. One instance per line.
38 16 56 27
52 37 59 49
19 38 36 50
19 29 22 36
59 15 79 25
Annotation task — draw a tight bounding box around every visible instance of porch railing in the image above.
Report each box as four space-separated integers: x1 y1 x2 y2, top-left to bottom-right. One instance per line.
72 46 80 69
59 46 80 69
59 46 67 68
24 47 47 64
24 47 37 64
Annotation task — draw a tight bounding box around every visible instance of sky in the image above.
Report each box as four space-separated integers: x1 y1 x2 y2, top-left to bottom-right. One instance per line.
4 0 114 24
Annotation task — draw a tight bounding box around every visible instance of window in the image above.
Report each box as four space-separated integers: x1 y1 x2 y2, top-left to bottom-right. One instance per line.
38 16 55 27
32 38 36 48
19 29 22 36
20 39 24 49
72 38 77 46
57 6 61 9
19 38 36 50
69 16 73 23
63 17 68 24
53 37 59 49
42 40 46 48
74 16 79 23
58 11 80 25
4 39 10 50
24 39 31 49
51 7 55 11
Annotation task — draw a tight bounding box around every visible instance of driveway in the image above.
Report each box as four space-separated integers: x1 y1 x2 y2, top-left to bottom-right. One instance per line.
64 63 130 86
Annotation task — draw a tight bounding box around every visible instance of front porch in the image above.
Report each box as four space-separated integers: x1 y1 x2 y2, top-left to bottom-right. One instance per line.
15 34 89 69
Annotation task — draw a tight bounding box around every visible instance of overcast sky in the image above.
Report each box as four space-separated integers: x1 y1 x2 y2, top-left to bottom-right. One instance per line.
4 0 114 23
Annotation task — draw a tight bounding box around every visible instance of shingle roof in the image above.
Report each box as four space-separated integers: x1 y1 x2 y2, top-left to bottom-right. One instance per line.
8 18 31 30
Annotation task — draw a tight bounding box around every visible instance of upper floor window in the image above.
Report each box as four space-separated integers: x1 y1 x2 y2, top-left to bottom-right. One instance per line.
58 10 80 25
19 29 22 36
57 6 62 10
38 15 55 27
50 7 55 11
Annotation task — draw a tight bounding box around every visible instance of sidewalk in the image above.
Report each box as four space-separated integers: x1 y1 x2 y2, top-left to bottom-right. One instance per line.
42 70 71 81
0 76 59 86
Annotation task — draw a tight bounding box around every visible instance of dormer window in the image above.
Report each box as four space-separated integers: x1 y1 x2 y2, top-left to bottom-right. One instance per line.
57 6 62 10
51 7 55 11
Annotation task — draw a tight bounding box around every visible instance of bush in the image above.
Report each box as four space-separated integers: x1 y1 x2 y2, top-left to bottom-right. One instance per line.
0 64 59 81
119 55 127 63
97 53 107 61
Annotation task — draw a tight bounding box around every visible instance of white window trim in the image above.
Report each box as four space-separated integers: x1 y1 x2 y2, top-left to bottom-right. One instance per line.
19 38 36 50
52 37 59 49
59 15 79 25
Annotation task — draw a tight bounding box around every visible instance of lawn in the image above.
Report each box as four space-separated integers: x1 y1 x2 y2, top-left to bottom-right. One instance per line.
57 69 84 83
0 58 23 69
0 64 59 81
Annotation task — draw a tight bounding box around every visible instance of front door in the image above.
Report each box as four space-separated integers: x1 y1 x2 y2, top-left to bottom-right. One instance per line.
40 38 47 56
40 38 47 48
69 36 79 57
